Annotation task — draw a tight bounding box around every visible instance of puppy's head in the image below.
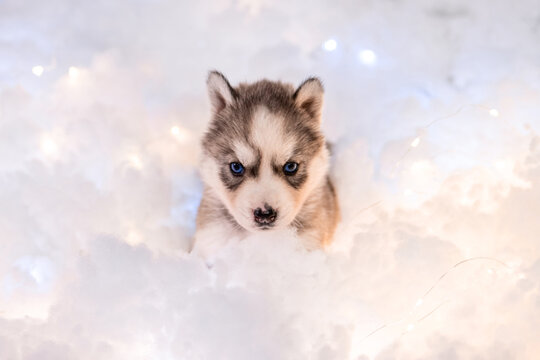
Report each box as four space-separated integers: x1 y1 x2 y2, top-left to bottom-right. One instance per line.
200 71 329 232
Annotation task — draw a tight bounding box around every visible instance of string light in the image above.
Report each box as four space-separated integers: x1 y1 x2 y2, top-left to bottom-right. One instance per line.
354 256 511 348
32 65 44 77
68 66 80 81
123 124 190 174
170 125 190 143
40 136 58 157
358 49 377 65
128 154 143 169
348 104 509 357
126 230 143 246
323 39 337 51
392 104 502 176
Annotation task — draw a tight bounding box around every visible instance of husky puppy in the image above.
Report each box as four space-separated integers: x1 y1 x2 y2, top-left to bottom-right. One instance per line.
192 71 339 255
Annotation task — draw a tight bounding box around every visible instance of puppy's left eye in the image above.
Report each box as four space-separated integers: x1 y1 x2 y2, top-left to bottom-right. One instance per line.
229 162 245 176
283 162 299 175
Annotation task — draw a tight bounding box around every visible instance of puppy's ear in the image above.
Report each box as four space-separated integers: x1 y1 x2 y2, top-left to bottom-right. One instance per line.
293 77 324 123
207 71 236 113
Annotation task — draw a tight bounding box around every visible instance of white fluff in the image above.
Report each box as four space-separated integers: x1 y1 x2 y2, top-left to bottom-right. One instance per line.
1 0 540 359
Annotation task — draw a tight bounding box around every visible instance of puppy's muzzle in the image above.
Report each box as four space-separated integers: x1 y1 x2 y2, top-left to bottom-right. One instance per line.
253 204 277 226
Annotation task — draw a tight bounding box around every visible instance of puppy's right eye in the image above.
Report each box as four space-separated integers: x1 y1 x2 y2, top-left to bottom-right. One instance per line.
229 162 245 176
283 161 299 176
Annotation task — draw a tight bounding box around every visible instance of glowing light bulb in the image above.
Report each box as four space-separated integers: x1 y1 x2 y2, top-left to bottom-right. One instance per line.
68 66 80 81
358 49 377 65
489 108 499 117
411 137 420 148
126 230 143 246
323 39 337 51
128 154 143 169
32 65 44 77
170 125 190 143
29 267 44 284
171 126 180 136
415 298 424 307
406 323 415 332
404 189 413 197
40 136 58 156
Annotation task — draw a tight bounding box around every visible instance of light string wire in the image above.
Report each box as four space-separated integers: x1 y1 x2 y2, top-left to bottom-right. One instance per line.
350 103 499 227
391 103 498 177
346 104 507 346
357 256 510 344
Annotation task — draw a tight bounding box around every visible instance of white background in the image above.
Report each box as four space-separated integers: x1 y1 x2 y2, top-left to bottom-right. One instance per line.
1 0 539 359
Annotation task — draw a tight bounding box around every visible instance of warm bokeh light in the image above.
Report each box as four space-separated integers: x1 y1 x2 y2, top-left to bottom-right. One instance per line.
323 38 337 51
358 49 377 65
68 66 80 81
128 154 143 169
32 65 44 77
40 135 58 156
170 125 190 143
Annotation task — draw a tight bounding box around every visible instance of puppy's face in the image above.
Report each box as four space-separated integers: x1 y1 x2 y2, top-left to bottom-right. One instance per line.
200 72 328 232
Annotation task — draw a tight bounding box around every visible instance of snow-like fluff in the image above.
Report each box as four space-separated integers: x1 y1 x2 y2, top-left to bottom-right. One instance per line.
1 0 539 358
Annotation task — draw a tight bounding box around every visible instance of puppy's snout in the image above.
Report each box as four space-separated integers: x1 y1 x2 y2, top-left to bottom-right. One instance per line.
253 204 277 226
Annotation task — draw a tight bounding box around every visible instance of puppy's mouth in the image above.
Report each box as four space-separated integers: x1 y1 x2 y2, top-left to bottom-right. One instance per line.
253 207 278 230
255 223 275 231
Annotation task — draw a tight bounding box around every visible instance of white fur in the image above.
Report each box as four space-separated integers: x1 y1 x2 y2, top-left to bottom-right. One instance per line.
233 141 257 165
191 217 241 261
199 156 235 213
250 107 296 162
232 108 297 229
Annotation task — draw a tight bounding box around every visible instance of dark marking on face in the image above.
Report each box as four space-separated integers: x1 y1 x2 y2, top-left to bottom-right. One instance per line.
271 161 281 176
217 144 262 191
247 148 262 178
219 165 244 191
272 158 308 189
287 170 308 189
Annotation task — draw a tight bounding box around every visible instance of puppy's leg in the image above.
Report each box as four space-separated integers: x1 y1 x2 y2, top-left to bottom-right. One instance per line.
192 190 243 260
192 220 240 260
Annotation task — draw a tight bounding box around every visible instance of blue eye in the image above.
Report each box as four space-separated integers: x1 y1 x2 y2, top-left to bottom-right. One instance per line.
283 162 298 175
229 162 245 175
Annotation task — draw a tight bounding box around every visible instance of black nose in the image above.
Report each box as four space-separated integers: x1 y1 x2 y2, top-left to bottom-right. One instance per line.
253 204 277 226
